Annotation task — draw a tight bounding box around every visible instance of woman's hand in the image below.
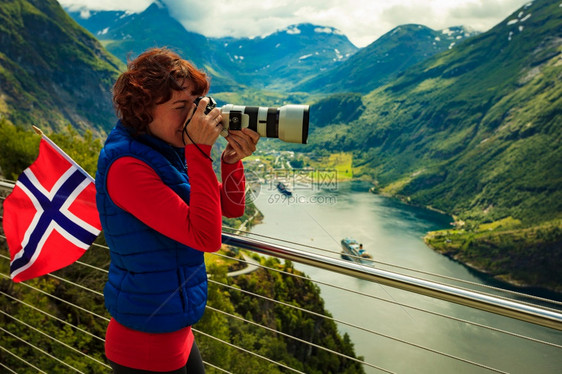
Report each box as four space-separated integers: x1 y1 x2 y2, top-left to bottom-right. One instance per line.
182 97 223 146
222 128 260 164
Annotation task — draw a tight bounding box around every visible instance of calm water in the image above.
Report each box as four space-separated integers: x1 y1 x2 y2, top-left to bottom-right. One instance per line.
249 181 562 374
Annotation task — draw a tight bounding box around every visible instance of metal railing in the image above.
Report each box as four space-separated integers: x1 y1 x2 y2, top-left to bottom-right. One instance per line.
221 233 562 331
1 178 562 373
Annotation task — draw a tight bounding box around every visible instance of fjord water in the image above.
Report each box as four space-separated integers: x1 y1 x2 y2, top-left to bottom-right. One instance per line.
249 181 562 373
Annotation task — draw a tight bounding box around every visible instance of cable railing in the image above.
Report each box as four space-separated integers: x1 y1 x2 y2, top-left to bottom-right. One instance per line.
206 261 562 349
228 226 562 307
1 180 562 373
220 233 562 330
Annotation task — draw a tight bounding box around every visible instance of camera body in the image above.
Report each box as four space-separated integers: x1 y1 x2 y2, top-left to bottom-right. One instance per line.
194 96 218 115
194 96 309 144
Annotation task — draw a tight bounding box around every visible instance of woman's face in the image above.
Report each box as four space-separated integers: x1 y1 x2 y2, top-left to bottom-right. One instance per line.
148 81 198 148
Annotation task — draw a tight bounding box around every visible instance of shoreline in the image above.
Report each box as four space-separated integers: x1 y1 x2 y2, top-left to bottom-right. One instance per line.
424 238 562 298
368 187 562 297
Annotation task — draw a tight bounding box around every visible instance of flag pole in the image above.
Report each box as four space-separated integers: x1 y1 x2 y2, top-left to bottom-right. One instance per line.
32 126 95 183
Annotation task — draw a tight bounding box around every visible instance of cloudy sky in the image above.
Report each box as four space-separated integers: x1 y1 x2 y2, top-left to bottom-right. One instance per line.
58 0 532 47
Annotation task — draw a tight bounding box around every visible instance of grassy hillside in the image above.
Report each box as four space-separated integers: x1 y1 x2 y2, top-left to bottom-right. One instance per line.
356 0 561 224
425 218 562 291
0 0 124 135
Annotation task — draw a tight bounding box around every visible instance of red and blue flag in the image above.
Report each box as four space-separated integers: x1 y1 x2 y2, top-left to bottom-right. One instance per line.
2 136 101 282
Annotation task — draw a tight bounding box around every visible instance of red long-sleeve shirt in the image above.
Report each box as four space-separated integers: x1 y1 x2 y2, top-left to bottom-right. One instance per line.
105 144 245 371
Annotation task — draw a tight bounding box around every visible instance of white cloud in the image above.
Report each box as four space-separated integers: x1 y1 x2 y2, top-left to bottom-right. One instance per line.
58 0 152 12
57 0 532 47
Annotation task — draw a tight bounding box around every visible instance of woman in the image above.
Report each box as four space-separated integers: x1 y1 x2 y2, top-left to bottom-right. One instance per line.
95 47 259 373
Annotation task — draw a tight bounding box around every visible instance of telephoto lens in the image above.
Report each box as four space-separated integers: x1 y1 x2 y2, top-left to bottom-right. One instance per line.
195 97 309 144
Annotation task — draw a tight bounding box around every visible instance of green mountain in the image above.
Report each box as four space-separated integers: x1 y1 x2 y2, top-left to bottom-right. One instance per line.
308 0 562 290
297 24 479 94
0 0 124 135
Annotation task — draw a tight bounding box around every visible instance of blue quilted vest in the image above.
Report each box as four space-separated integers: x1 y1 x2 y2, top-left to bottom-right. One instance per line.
96 122 208 333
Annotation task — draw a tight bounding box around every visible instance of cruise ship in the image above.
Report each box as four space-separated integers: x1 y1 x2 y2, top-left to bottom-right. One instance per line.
340 238 373 264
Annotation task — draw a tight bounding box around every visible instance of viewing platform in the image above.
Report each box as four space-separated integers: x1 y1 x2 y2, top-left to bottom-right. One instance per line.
1 178 561 373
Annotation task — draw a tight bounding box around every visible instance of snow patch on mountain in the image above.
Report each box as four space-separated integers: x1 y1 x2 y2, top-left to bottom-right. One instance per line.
285 26 301 35
334 48 343 59
315 27 341 35
153 0 166 9
507 8 531 42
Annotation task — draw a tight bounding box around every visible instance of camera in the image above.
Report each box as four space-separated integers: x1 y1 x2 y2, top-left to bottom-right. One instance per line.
194 96 309 144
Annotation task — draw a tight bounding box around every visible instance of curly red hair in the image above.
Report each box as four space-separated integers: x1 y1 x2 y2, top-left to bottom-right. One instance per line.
113 47 209 134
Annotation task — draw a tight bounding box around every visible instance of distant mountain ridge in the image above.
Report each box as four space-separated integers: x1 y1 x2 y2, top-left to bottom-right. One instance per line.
87 2 210 65
0 0 123 134
66 3 358 91
209 23 358 89
297 24 479 93
67 2 242 92
66 2 482 94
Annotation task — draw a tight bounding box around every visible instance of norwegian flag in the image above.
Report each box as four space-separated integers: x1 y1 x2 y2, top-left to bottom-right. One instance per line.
2 133 101 282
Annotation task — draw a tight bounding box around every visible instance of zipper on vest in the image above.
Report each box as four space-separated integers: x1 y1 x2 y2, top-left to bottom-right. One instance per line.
176 268 187 311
